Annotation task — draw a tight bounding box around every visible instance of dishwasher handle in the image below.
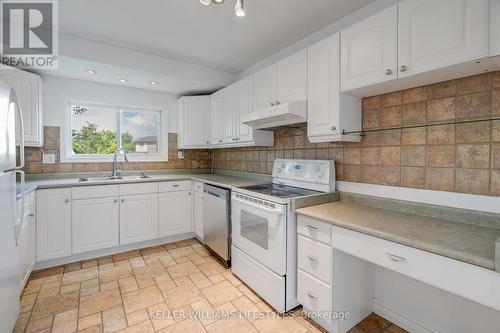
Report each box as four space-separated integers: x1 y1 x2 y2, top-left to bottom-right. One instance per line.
204 190 223 198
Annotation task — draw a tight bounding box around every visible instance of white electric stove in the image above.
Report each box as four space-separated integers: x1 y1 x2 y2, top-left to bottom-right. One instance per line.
231 159 336 313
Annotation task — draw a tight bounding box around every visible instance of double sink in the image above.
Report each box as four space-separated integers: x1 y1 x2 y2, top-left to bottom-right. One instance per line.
79 174 152 183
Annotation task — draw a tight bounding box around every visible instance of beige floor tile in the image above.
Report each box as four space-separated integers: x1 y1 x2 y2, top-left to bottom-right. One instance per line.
101 280 119 291
238 284 261 303
99 265 133 283
187 253 206 265
141 245 168 257
81 259 98 269
174 256 191 264
22 280 42 295
231 296 262 321
202 280 243 307
162 282 203 309
62 267 98 285
253 316 308 333
173 275 192 286
222 270 242 286
97 257 113 266
154 274 176 292
208 274 225 284
197 260 226 276
157 253 177 267
13 312 30 333
60 282 81 294
52 308 79 333
25 315 53 333
81 278 100 297
79 288 122 317
167 262 200 278
129 257 146 269
189 271 212 289
102 305 127 333
126 309 149 326
193 246 210 257
168 246 196 259
118 276 139 293
163 243 177 250
38 280 62 298
148 302 176 330
112 250 141 262
156 317 206 333
206 317 258 333
116 320 154 333
190 299 219 326
122 285 164 314
65 262 83 273
78 324 104 333
133 261 167 288
20 292 38 313
31 291 79 320
78 313 102 331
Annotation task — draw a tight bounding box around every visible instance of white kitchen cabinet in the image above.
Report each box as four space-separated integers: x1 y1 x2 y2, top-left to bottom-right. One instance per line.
234 77 254 143
398 0 489 78
178 96 210 148
341 5 398 92
159 191 193 237
222 85 236 144
18 192 36 291
193 191 204 241
37 189 72 261
0 67 43 147
210 90 224 145
253 65 277 112
120 194 159 245
72 197 119 254
307 33 361 143
276 49 307 105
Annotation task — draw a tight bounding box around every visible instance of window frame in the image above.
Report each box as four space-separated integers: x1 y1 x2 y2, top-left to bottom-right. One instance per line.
61 99 168 163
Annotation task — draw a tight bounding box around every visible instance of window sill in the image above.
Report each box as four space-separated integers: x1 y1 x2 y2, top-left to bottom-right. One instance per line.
60 155 168 163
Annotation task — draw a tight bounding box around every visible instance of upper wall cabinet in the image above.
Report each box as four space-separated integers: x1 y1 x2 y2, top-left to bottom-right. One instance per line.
222 84 236 144
253 49 307 112
491 0 500 61
210 90 224 145
0 68 43 147
341 5 398 92
177 96 210 149
307 33 361 143
398 0 489 78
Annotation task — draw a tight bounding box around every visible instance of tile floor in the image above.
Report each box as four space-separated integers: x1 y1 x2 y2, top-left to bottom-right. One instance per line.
14 238 408 333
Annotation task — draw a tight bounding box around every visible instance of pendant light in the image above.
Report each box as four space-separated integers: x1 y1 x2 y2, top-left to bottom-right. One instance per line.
235 0 245 17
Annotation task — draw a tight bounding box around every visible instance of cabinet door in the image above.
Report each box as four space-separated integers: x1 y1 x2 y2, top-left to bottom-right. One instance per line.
307 34 341 138
72 197 119 254
222 85 236 144
37 189 72 261
276 49 307 105
18 205 35 290
235 77 254 143
1 68 43 147
210 91 224 145
253 65 276 112
341 5 397 92
159 191 193 238
193 191 204 240
183 96 210 147
120 194 158 245
398 0 488 78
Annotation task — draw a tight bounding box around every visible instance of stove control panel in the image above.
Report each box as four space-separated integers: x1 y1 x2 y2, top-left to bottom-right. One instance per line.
273 159 336 191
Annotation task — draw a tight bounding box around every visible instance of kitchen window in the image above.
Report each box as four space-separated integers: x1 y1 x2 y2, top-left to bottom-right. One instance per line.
61 101 167 162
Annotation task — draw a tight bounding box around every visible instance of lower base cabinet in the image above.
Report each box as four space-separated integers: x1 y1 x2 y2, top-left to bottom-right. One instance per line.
72 197 119 254
120 194 159 245
159 191 193 237
18 191 36 291
193 191 203 240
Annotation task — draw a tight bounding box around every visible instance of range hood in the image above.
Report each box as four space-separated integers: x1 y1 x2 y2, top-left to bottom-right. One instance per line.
241 100 307 129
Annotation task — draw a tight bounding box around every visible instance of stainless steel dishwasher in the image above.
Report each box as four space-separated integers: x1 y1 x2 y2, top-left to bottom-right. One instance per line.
203 184 231 267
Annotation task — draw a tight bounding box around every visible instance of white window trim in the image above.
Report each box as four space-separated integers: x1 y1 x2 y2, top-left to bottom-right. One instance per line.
61 99 168 163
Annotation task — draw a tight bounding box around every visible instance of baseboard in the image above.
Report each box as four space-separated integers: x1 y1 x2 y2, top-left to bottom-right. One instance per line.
34 232 195 270
374 299 443 333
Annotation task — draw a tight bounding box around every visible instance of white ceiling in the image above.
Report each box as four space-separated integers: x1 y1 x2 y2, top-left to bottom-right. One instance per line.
58 0 373 74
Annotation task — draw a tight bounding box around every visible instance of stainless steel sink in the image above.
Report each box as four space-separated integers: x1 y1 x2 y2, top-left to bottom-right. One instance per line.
79 174 152 182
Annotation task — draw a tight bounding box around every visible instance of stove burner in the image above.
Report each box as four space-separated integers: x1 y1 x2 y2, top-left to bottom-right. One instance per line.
238 183 321 198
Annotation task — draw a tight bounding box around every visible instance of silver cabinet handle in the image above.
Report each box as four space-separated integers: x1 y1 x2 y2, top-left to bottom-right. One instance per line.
121 199 125 203
386 253 406 262
307 225 318 231
331 126 337 131
28 213 34 217
276 101 280 105
114 199 118 203
270 102 275 107
219 139 223 143
307 292 317 299
206 141 209 144
386 69 393 75
400 65 407 72
307 255 318 261
64 199 70 203
172 184 180 187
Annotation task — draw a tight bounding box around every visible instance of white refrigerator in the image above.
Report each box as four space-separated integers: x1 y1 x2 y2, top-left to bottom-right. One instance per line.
0 78 25 333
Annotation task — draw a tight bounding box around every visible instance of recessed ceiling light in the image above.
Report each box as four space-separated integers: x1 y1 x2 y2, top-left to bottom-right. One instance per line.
119 78 127 83
86 69 96 74
200 0 211 5
150 81 158 85
235 0 245 17
212 0 225 4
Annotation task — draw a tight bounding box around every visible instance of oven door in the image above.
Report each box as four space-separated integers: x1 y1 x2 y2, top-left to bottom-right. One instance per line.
231 192 287 276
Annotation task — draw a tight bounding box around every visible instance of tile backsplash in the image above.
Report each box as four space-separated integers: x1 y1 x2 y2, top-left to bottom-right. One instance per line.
23 127 211 174
213 71 500 196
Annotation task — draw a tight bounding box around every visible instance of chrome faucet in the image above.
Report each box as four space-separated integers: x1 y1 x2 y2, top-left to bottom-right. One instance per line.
111 147 129 179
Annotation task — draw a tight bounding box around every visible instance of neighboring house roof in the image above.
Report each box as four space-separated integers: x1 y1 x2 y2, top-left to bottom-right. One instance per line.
133 136 157 144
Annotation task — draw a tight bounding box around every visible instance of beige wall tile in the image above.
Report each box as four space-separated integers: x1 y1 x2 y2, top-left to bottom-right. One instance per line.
455 169 490 195
492 144 500 169
402 87 427 104
426 80 456 99
402 101 426 125
494 72 500 88
380 106 402 127
362 96 380 111
343 148 361 165
402 128 426 145
427 97 456 122
457 73 492 95
363 109 380 129
343 165 361 182
361 147 380 166
427 125 455 145
456 144 490 169
492 170 500 195
493 89 500 115
379 167 401 186
380 92 402 107
380 147 401 166
456 122 491 143
360 165 380 184
456 92 492 119
401 167 426 189
402 146 426 167
427 145 455 168
379 130 402 146
426 168 454 191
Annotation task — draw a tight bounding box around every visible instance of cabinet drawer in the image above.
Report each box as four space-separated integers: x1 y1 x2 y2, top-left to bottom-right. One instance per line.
331 226 500 312
72 185 119 200
298 235 332 284
120 183 158 196
297 215 332 245
159 180 192 193
297 269 332 313
194 181 204 193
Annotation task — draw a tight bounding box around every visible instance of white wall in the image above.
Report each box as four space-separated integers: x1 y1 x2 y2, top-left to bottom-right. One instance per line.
41 75 180 133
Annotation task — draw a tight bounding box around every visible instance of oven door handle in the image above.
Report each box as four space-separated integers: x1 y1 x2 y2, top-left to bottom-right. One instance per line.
232 196 285 214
